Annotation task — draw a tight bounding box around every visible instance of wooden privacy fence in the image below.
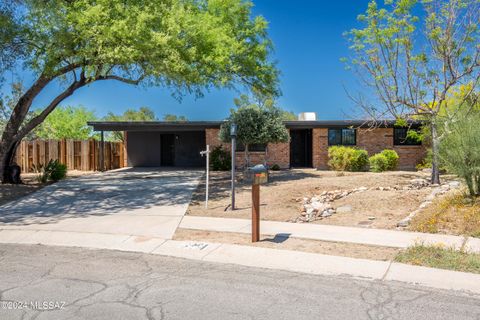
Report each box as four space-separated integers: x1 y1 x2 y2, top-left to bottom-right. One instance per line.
14 139 126 173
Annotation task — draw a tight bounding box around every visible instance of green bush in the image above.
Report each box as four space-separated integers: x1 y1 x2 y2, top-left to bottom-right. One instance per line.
369 154 389 172
48 160 67 181
439 109 480 197
270 164 280 171
368 149 399 172
328 146 368 172
380 149 399 170
210 146 231 171
32 159 67 183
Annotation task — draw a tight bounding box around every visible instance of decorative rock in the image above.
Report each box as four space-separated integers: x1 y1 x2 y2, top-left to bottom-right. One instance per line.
336 205 352 214
419 201 432 209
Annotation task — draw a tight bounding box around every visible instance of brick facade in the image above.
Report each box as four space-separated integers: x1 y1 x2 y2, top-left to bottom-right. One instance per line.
206 127 426 170
205 128 290 169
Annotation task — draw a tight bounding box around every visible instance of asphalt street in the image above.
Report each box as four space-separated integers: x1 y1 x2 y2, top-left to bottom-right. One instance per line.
0 244 479 320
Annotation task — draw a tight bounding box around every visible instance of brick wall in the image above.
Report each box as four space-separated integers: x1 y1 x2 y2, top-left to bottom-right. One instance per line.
206 127 426 170
205 128 290 169
312 128 329 169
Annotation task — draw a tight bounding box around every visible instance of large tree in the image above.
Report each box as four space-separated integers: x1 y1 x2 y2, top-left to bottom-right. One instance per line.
0 0 278 182
345 0 480 184
35 105 97 140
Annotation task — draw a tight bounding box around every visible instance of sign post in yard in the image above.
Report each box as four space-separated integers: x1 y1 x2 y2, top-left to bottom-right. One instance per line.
249 164 268 243
230 123 237 211
200 145 210 209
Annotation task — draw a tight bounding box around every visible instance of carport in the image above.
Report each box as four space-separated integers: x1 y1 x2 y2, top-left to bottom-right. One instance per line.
88 121 221 168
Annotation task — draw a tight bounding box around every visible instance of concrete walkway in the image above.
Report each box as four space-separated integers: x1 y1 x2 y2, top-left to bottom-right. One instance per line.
0 168 202 239
180 216 480 253
0 228 480 295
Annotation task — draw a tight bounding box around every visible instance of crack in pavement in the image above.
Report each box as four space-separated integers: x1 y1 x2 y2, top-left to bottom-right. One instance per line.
0 243 479 320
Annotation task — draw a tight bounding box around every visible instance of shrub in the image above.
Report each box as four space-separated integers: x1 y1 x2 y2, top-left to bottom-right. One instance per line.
439 109 480 197
270 164 280 171
369 154 389 172
48 160 68 181
368 149 399 172
380 149 399 170
32 159 67 183
210 146 231 171
328 146 368 172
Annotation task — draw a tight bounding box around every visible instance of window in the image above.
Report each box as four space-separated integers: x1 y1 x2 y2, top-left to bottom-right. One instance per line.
394 128 422 146
236 143 267 152
328 128 356 146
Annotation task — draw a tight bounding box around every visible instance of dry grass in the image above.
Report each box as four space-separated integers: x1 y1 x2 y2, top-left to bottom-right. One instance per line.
395 244 480 274
409 191 480 238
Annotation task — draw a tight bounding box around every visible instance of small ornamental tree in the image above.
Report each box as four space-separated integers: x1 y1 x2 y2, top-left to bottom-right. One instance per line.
219 99 289 168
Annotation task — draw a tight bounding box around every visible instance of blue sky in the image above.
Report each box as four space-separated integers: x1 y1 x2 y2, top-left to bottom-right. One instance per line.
29 0 372 120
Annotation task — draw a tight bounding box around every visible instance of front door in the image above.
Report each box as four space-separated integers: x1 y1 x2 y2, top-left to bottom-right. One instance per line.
290 129 312 167
161 134 175 166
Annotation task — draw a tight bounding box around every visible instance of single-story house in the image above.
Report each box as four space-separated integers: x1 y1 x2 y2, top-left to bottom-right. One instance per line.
87 120 426 170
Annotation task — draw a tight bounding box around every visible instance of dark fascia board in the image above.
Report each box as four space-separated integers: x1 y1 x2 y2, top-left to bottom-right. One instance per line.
284 119 424 129
87 120 424 131
87 121 224 132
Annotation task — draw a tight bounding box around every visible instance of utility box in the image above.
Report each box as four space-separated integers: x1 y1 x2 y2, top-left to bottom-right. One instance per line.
248 164 269 185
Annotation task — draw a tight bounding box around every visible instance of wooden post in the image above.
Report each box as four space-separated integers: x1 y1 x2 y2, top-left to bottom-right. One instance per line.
100 131 105 172
252 184 260 243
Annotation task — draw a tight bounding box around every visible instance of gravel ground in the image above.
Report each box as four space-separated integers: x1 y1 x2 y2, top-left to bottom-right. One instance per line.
187 169 437 229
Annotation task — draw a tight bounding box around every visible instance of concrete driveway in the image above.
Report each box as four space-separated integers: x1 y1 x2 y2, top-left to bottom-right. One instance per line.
0 168 202 239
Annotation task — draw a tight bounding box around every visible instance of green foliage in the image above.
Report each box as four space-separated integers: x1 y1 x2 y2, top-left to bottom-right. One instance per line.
369 149 399 172
32 159 67 183
380 149 399 170
439 109 480 197
210 146 231 171
0 0 279 97
163 114 188 122
395 244 480 274
416 149 433 170
369 154 389 173
345 0 480 183
270 164 281 171
328 146 369 172
103 107 157 141
219 96 289 167
34 105 97 140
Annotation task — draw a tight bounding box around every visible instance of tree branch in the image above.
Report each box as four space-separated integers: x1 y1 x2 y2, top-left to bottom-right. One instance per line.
14 73 88 140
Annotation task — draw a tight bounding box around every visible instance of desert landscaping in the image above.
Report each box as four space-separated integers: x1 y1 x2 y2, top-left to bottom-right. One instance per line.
187 169 460 230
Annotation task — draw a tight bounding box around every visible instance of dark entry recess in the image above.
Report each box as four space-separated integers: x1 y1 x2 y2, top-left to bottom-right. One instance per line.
161 134 175 166
290 129 313 168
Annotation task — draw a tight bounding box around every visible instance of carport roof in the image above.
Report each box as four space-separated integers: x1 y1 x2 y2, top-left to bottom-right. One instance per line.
87 120 423 131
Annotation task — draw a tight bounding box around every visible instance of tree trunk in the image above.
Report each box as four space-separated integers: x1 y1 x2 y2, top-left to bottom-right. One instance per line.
430 121 441 185
0 137 19 183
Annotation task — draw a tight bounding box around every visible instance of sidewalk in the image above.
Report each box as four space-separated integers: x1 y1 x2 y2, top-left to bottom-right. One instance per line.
1 228 480 295
180 216 480 253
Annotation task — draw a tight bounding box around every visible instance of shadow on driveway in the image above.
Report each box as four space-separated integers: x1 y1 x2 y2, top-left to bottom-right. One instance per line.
0 168 203 226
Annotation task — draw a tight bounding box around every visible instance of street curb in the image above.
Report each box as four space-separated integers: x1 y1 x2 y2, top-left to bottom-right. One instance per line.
1 229 480 295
